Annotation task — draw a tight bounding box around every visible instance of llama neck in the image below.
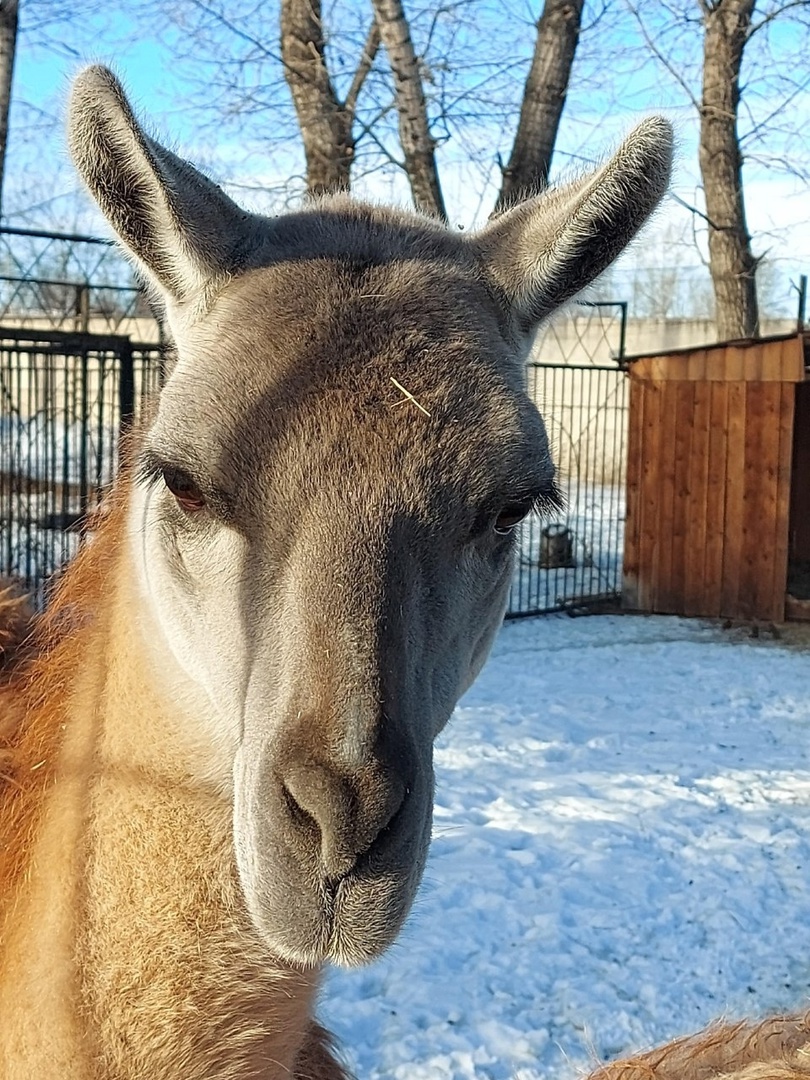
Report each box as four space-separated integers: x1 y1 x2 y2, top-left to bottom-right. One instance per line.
0 609 109 1076
0 506 323 1080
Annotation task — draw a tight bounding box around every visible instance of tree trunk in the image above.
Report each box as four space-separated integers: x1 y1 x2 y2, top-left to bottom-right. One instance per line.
494 0 584 212
0 0 18 221
280 0 353 195
371 0 446 220
699 0 759 340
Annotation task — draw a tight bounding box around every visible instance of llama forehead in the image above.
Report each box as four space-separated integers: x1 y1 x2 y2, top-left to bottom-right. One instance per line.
242 196 475 269
166 201 519 426
152 242 551 519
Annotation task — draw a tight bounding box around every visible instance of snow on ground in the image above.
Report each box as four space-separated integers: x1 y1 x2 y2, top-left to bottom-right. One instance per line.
321 614 810 1079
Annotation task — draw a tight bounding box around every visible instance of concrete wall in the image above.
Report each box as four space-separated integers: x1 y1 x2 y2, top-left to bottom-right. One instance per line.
531 314 796 368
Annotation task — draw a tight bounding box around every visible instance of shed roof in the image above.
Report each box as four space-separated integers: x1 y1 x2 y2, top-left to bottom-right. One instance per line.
623 331 808 383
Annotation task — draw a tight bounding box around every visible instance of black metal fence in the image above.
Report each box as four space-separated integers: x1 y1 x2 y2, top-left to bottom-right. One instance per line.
506 302 628 617
0 227 165 598
0 328 162 593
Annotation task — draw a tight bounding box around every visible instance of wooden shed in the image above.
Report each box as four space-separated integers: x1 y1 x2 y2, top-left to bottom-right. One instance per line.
622 332 810 623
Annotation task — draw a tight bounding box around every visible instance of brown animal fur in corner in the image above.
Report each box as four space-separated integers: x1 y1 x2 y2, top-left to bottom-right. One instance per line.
587 1013 810 1080
0 577 36 787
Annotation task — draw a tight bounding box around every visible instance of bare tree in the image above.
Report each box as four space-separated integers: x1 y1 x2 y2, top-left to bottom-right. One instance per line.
495 0 584 211
627 0 810 340
121 0 589 223
281 0 379 196
371 0 446 218
369 0 590 219
0 0 18 221
699 0 758 339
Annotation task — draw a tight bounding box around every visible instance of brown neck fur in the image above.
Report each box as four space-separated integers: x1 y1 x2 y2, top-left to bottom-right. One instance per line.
0 481 128 940
589 1013 810 1080
0 579 34 673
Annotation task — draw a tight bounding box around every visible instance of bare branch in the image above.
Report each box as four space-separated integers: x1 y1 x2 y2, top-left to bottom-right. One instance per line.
344 18 381 119
185 0 282 62
749 0 810 37
625 0 701 109
739 67 810 145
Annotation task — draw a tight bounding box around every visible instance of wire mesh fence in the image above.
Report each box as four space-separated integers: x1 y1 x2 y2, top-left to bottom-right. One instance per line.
0 226 163 340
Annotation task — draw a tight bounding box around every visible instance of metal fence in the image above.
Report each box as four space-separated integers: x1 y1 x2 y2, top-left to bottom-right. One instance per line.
0 227 165 598
506 302 628 617
0 226 163 340
0 328 163 594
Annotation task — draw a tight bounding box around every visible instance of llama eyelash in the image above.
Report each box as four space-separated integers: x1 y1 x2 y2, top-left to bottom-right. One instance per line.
532 482 566 518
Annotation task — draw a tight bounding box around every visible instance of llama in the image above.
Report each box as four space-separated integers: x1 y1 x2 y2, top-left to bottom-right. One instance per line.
586 1012 810 1080
0 579 31 671
0 66 671 1078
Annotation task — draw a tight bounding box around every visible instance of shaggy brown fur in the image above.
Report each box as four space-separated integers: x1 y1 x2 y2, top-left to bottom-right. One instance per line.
0 577 34 673
588 1014 810 1080
0 496 123 940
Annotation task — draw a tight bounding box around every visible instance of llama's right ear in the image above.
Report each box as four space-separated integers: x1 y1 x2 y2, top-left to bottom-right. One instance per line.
472 117 673 334
68 66 257 304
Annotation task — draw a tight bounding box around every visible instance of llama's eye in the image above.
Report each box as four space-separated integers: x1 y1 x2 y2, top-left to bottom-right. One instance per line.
494 501 532 535
162 468 206 513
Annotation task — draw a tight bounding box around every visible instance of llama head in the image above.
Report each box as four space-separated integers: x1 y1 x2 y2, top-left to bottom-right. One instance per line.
68 66 671 967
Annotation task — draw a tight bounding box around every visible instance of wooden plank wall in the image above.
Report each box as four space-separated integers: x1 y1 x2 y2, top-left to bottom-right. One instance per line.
623 335 803 622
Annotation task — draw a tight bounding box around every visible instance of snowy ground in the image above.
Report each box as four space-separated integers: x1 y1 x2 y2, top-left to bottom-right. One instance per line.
321 614 810 1079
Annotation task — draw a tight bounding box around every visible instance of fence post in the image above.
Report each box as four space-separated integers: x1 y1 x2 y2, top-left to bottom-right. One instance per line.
797 275 807 333
118 339 135 468
76 283 90 332
617 301 628 361
78 346 89 518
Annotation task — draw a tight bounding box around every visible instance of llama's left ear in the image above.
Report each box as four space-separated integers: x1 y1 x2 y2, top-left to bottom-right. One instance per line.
67 65 259 304
472 117 673 333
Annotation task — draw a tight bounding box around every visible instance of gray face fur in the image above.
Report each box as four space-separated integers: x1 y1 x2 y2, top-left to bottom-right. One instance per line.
68 66 672 968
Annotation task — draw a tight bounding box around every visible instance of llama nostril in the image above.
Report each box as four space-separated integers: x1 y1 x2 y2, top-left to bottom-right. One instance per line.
279 761 408 879
281 781 317 834
373 784 407 847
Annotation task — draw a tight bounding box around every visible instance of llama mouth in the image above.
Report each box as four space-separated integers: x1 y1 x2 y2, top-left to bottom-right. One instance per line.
322 789 410 887
245 831 427 968
322 795 433 967
325 865 424 966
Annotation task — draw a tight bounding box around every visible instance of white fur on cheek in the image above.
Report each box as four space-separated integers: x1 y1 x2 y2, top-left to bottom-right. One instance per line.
128 482 252 786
